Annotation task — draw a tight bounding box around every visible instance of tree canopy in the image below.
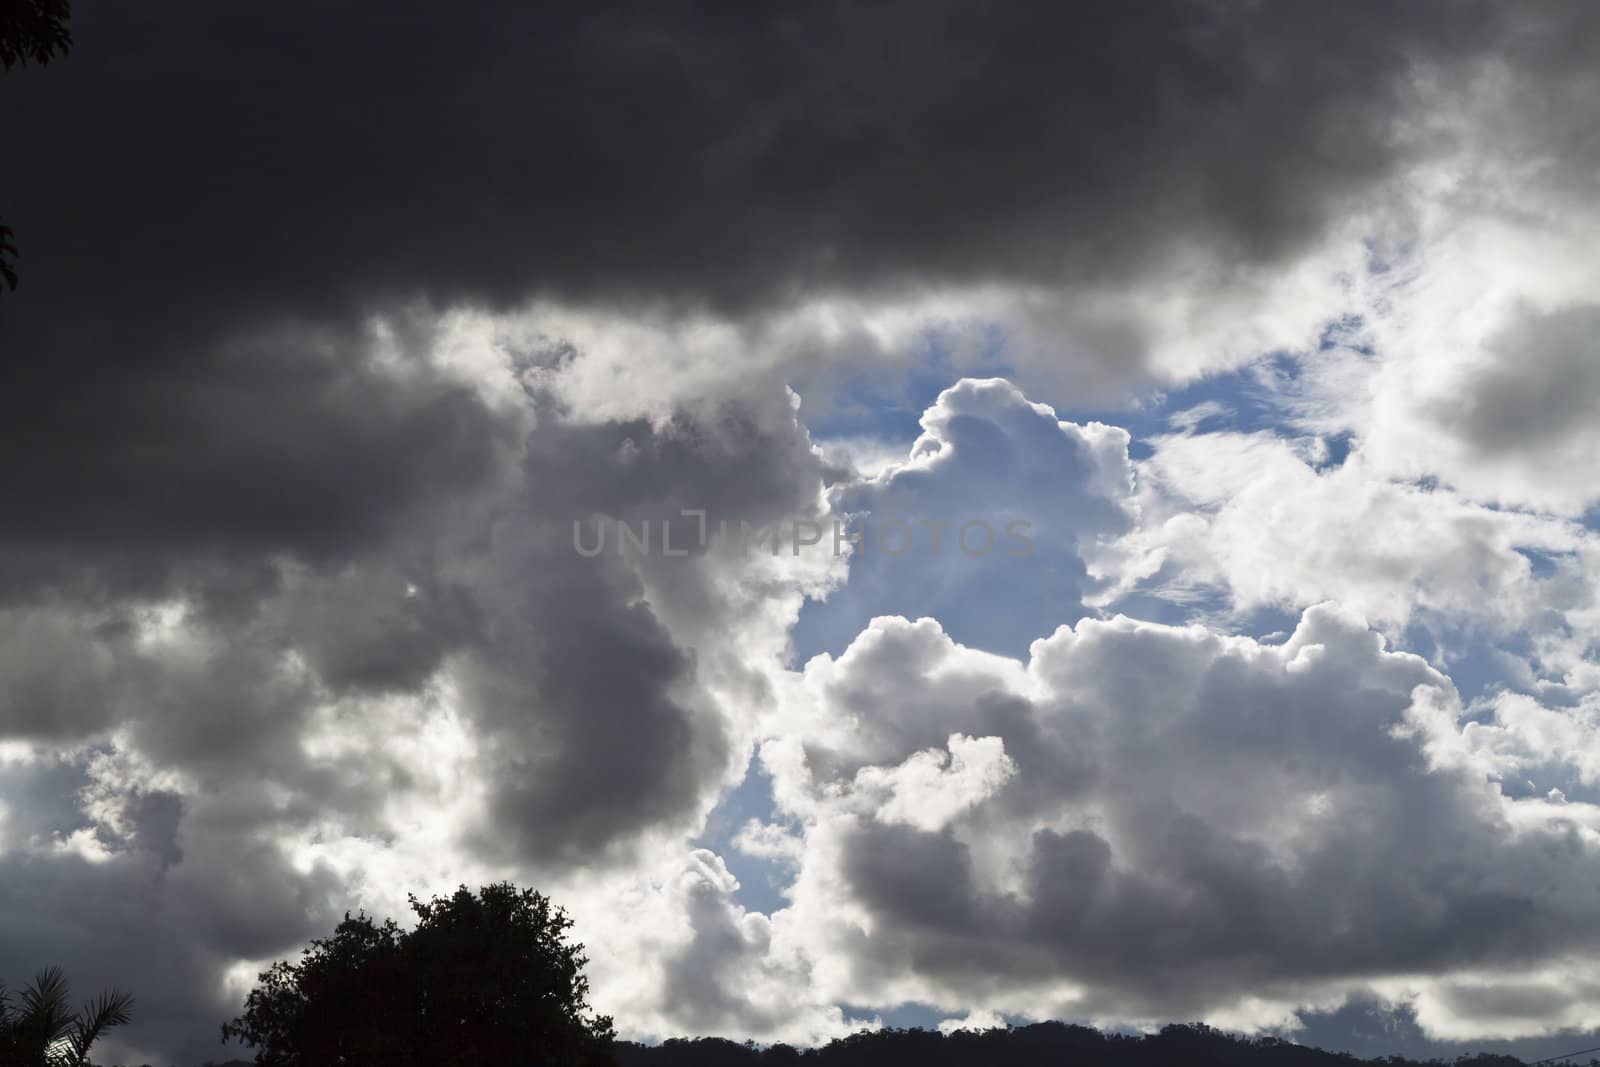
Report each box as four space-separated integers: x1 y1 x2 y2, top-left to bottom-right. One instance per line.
221 882 616 1067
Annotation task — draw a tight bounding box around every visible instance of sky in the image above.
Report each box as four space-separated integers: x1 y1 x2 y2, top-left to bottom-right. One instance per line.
3 3 1600 1063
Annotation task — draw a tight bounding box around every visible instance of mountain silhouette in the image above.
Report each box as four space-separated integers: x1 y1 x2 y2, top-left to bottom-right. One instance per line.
613 1023 1546 1067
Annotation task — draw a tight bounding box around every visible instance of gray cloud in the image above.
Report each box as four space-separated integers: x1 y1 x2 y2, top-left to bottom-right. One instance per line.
0 318 514 605
770 605 1600 1027
1446 304 1600 454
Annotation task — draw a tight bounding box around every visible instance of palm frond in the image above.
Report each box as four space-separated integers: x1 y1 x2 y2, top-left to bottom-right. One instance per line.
64 989 134 1066
20 967 75 1046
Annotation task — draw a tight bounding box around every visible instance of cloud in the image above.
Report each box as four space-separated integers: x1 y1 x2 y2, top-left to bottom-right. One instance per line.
939 1008 1009 1035
860 734 1017 834
9 1 1545 334
758 605 1600 1037
0 318 518 603
576 850 872 1047
1130 429 1598 644
1259 132 1600 515
1458 690 1600 790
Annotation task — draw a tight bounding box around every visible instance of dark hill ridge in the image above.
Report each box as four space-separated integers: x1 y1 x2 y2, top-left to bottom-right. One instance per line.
615 1023 1545 1067
112 1023 1580 1066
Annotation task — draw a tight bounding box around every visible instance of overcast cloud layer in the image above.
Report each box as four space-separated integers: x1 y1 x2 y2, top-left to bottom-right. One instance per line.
3 3 1600 1063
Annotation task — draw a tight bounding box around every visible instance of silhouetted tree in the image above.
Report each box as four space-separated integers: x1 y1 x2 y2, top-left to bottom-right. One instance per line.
1 0 72 292
0 965 133 1067
222 882 617 1066
0 0 70 68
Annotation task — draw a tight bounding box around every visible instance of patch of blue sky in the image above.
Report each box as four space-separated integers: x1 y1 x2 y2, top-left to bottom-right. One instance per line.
1308 429 1355 470
838 1002 946 1032
789 538 1094 665
797 321 1014 447
1515 546 1564 579
1105 562 1233 623
1058 352 1321 448
1225 602 1307 643
692 757 794 916
1404 618 1554 706
786 592 852 668
1103 554 1305 644
1399 622 1600 804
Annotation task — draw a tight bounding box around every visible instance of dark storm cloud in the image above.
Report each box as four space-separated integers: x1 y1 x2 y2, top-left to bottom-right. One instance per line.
3 0 1594 576
0 317 513 602
5 0 1499 326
